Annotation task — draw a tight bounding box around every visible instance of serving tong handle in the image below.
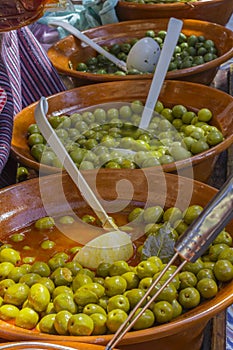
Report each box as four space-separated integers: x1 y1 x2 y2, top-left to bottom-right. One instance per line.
175 174 233 261
106 174 233 350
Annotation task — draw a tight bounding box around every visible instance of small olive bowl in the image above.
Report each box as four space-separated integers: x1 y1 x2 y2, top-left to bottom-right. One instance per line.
47 18 233 86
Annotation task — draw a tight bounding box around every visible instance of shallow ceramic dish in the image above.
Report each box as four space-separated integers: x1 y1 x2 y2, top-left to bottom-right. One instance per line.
0 170 233 350
116 0 233 26
0 341 116 350
47 18 233 86
11 79 233 183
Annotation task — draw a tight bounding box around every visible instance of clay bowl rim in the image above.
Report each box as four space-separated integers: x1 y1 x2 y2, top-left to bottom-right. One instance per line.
115 0 233 26
0 340 115 350
47 18 233 83
10 79 233 175
116 0 231 12
0 171 233 343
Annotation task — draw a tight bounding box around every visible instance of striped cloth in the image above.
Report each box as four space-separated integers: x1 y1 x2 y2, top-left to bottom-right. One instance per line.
0 26 66 188
227 305 233 350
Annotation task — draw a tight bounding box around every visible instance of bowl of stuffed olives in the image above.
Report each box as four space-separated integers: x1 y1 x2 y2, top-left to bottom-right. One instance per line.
115 0 233 26
11 79 233 183
47 18 233 86
0 170 233 350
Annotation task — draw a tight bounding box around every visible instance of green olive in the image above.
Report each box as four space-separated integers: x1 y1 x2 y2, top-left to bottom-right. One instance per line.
128 207 144 223
104 276 127 297
0 279 15 297
30 261 51 277
51 267 73 286
106 309 128 333
108 261 130 276
38 277 55 294
0 262 14 279
183 205 203 225
8 266 30 282
196 278 218 299
90 312 107 335
54 310 72 335
143 206 164 224
213 260 233 282
72 273 93 292
52 285 74 299
107 295 130 313
136 260 160 279
179 271 197 289
68 313 94 336
9 233 25 243
178 287 200 309
15 307 39 330
53 292 78 314
0 248 21 265
132 307 155 330
0 304 19 321
171 299 182 319
125 288 147 309
35 217 55 230
19 273 41 287
38 314 57 334
28 283 51 312
4 283 29 306
152 301 173 324
121 271 140 290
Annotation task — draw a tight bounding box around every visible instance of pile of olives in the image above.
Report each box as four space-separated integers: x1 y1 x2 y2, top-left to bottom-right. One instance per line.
0 203 232 336
27 100 224 170
75 30 218 75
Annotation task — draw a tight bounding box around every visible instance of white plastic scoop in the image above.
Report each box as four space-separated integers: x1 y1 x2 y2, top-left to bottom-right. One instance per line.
34 98 134 268
49 20 160 73
109 18 184 154
139 17 183 129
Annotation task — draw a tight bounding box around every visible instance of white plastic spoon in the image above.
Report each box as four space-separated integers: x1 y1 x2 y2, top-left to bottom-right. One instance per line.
35 97 118 231
109 18 183 155
49 20 161 73
34 98 134 268
139 17 183 130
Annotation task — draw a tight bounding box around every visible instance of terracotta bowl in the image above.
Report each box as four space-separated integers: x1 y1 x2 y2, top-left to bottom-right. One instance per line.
0 170 233 350
11 79 233 183
116 0 233 26
47 18 233 86
0 341 115 350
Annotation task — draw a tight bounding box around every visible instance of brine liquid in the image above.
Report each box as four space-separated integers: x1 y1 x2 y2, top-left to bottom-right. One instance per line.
0 0 61 32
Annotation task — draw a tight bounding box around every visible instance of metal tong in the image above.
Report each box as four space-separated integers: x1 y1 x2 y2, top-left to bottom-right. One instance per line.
105 174 233 350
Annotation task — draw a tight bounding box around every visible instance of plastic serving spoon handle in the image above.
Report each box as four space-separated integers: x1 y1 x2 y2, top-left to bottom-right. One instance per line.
49 20 128 72
139 18 183 130
34 97 119 231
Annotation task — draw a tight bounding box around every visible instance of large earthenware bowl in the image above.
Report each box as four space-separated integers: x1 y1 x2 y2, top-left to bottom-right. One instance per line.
116 0 233 26
11 79 233 183
0 170 232 350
